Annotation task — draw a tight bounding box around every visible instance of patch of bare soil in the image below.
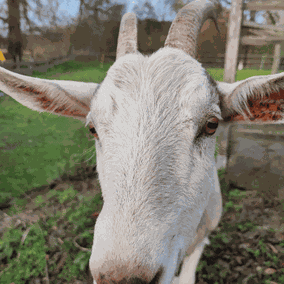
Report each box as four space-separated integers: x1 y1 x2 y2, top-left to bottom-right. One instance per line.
195 188 284 284
0 165 99 233
0 179 100 235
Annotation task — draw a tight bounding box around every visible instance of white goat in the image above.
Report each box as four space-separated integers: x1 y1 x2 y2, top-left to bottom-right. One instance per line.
1 1 284 283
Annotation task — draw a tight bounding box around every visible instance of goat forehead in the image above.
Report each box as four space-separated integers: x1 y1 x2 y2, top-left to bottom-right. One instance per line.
93 48 219 127
109 48 212 100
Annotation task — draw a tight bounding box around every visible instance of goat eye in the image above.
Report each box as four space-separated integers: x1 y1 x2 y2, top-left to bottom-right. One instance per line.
89 124 98 139
205 117 219 135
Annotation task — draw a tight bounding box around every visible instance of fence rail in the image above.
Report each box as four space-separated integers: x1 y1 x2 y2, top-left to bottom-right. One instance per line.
0 54 76 75
199 54 284 70
1 49 284 74
71 51 284 70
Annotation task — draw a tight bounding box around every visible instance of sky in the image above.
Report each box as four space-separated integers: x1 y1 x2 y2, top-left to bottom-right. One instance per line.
57 0 175 22
0 0 175 37
56 0 264 24
0 0 266 37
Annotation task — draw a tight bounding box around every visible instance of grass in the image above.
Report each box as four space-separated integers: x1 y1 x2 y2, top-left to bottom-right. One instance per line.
0 186 103 283
207 68 273 82
0 60 113 205
1 61 283 283
33 60 112 81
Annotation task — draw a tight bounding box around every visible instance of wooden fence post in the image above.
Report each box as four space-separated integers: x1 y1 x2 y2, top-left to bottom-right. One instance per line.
224 0 244 83
271 42 281 74
259 54 266 70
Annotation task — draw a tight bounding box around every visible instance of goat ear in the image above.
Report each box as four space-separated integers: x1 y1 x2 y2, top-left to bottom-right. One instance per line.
0 67 99 122
217 72 284 123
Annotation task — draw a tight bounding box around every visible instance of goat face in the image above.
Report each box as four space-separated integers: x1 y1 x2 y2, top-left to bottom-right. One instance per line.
89 47 221 284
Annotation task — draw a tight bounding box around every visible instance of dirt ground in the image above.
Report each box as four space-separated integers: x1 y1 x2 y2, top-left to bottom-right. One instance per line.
0 166 283 284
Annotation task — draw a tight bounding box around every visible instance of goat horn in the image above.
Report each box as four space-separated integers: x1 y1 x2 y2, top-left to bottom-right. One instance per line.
116 13 138 59
165 0 219 58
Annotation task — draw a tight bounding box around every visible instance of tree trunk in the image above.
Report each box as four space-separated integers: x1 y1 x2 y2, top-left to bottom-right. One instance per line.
8 0 23 65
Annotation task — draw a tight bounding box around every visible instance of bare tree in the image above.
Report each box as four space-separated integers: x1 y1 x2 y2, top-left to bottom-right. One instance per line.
73 0 126 53
133 1 158 20
164 0 186 14
78 0 126 22
0 0 65 35
8 1 24 64
164 0 225 14
78 0 126 35
78 0 110 49
107 3 127 21
0 0 65 64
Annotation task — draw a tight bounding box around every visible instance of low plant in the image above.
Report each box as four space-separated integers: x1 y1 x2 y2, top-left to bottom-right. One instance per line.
0 189 103 284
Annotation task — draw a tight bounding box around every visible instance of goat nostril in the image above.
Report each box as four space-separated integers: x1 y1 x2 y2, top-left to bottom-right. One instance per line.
149 268 163 284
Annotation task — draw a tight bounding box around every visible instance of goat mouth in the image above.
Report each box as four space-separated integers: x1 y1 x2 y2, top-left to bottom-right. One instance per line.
149 267 164 284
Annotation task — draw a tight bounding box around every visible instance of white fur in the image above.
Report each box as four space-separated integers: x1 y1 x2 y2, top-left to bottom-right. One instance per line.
89 48 223 284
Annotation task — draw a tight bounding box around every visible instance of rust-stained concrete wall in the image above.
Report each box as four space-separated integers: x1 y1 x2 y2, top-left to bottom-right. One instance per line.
215 121 230 156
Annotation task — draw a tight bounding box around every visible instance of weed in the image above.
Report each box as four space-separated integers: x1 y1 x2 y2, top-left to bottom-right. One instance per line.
228 188 246 199
35 195 45 206
0 223 48 284
237 221 256 232
56 186 77 204
0 190 103 283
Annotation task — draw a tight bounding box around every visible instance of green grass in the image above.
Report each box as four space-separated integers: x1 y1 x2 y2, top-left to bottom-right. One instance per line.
0 186 103 284
207 68 273 82
0 60 113 205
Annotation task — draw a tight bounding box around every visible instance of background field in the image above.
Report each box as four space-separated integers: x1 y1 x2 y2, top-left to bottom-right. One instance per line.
0 61 112 206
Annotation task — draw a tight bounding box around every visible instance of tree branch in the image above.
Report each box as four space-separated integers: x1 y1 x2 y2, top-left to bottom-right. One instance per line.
0 16 8 23
21 0 32 29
